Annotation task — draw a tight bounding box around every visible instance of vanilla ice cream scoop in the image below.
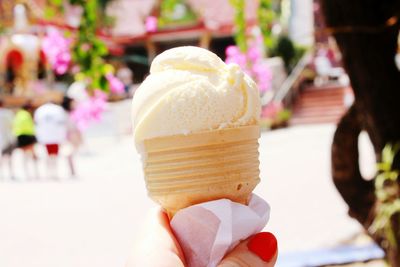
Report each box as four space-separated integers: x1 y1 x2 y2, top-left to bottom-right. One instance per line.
132 46 261 145
132 46 262 218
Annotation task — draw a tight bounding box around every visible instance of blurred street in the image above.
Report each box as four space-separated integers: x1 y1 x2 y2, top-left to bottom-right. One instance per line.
0 100 378 267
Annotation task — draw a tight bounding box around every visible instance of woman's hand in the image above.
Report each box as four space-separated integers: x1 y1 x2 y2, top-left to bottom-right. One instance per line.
127 209 277 267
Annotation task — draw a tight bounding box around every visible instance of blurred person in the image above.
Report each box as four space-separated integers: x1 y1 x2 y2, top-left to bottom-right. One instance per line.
13 102 39 179
61 96 82 177
34 102 68 179
0 99 16 180
67 80 88 102
314 43 344 86
127 209 278 267
116 64 133 95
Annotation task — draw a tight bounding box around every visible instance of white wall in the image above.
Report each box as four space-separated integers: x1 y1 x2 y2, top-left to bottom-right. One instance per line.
289 0 314 46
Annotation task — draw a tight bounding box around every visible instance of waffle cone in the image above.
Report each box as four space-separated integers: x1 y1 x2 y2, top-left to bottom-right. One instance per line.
143 125 261 218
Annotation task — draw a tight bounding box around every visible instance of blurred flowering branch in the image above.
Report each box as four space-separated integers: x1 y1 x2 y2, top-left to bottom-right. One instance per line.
46 0 121 95
225 37 272 94
258 0 275 51
228 0 288 126
70 89 108 130
230 0 277 53
227 0 275 94
45 0 123 128
70 0 109 93
41 27 72 75
229 0 247 52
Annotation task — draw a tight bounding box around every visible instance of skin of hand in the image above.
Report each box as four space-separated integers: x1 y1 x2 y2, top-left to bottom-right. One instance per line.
127 208 278 267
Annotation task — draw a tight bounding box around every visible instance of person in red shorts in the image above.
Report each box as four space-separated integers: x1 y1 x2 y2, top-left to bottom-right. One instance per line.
45 144 59 156
34 102 68 179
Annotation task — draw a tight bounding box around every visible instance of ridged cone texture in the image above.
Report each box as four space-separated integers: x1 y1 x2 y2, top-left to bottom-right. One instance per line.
143 125 261 219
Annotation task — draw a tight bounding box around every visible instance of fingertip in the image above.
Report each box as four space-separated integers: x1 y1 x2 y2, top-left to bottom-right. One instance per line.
218 232 278 267
247 232 278 262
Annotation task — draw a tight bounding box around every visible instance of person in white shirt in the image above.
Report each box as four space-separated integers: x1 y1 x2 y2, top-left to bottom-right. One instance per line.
117 65 134 95
34 102 68 179
0 99 16 179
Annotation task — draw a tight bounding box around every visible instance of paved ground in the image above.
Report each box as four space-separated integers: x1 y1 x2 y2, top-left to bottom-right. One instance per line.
0 101 379 266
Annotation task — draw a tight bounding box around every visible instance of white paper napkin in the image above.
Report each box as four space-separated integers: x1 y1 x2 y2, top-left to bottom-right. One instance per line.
170 194 270 267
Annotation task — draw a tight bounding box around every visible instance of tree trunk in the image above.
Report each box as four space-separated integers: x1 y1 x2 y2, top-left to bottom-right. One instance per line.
319 0 400 265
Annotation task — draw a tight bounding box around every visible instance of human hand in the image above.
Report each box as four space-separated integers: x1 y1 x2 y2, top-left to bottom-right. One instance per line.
127 208 278 267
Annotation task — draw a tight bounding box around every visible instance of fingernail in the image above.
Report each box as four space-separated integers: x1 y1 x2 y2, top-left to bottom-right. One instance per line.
247 232 277 262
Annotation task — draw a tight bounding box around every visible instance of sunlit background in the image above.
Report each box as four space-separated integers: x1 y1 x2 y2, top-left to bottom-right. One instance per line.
0 0 397 266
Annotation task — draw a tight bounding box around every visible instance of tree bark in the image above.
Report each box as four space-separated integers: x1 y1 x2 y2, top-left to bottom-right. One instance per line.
332 105 376 225
320 0 400 265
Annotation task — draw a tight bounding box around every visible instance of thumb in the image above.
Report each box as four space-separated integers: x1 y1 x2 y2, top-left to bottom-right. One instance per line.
218 232 278 267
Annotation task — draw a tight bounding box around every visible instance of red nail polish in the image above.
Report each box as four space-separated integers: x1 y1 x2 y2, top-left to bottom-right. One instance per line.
247 232 277 262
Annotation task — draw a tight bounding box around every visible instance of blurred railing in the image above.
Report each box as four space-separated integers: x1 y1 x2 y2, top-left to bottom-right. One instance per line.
262 50 313 108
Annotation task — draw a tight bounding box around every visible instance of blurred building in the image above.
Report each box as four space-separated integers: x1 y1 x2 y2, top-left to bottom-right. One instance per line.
0 0 62 106
0 0 45 28
104 0 260 81
1 0 261 84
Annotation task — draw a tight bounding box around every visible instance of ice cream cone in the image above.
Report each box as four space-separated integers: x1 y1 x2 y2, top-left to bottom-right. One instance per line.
143 125 261 218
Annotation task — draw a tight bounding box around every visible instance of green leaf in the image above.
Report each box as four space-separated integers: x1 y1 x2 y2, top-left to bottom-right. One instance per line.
382 144 395 165
372 142 400 252
44 7 56 19
377 162 391 172
49 0 63 6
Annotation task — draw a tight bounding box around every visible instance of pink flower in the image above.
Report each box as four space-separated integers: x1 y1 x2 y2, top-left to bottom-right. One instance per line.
81 43 91 52
71 65 81 74
225 41 272 94
226 54 247 69
247 46 261 62
106 73 125 94
42 27 72 75
70 90 108 130
252 62 272 93
145 16 158 33
226 45 241 57
254 34 264 47
262 102 283 119
225 46 248 69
